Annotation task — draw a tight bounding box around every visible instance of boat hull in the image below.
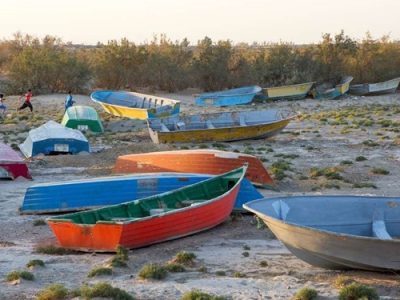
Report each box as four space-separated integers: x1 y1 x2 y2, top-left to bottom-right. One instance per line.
195 86 262 107
149 119 291 143
47 167 245 251
21 173 262 214
113 150 274 188
349 78 400 96
0 142 31 179
244 196 400 271
61 106 104 133
313 77 353 100
263 82 314 100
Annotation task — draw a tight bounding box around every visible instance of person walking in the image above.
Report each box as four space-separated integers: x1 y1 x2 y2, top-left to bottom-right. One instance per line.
0 94 6 117
18 89 33 112
65 91 74 111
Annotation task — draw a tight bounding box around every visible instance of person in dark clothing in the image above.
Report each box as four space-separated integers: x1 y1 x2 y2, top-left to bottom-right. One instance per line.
18 89 33 112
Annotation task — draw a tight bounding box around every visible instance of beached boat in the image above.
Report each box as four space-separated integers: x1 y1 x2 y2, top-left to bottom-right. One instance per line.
20 173 261 214
113 149 274 188
61 106 104 133
349 77 400 96
19 121 89 158
312 76 353 99
244 195 400 271
147 109 294 144
262 82 315 100
0 142 31 179
195 86 262 107
90 90 180 120
47 167 246 252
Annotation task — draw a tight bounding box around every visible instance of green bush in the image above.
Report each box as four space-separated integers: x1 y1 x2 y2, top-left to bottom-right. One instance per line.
138 263 167 280
87 266 112 278
294 287 318 300
36 284 68 300
26 259 45 268
78 282 134 300
181 290 226 300
338 283 379 300
6 270 34 281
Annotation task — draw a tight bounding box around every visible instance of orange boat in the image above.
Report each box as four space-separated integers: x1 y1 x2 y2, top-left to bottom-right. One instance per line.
113 149 274 188
47 167 246 252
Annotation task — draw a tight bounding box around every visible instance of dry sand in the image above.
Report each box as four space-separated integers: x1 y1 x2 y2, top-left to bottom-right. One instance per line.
1 91 400 299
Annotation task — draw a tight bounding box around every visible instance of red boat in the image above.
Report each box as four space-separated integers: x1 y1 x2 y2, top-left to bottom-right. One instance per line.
47 167 246 252
113 149 274 188
0 143 31 179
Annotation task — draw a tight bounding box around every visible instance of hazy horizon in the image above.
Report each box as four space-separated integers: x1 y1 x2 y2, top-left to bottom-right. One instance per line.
1 0 399 45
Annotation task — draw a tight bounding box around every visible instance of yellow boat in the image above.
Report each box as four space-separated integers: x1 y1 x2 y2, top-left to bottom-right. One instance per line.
147 109 295 144
90 90 180 120
263 82 315 100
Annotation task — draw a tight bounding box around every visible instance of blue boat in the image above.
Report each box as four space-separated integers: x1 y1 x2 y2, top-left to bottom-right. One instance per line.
20 173 262 214
195 86 262 107
19 121 89 158
244 195 400 271
311 76 353 100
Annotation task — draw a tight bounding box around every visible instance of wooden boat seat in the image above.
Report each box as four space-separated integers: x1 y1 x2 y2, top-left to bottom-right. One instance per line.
160 123 170 132
149 208 175 215
206 120 215 129
372 210 392 240
110 217 141 222
239 115 247 126
181 200 204 207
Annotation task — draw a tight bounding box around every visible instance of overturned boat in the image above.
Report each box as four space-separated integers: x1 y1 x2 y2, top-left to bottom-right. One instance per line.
0 142 31 179
61 105 104 133
195 86 262 107
244 195 400 271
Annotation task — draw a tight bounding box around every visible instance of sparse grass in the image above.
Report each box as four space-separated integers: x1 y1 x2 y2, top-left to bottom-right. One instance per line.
165 263 186 273
197 266 207 273
180 290 227 300
6 270 34 281
309 167 343 180
33 219 46 226
233 271 246 278
138 263 167 280
371 167 390 175
352 182 377 189
174 251 196 266
36 284 68 300
355 156 367 161
294 287 318 300
334 275 355 289
215 270 226 276
340 160 353 165
362 140 379 147
259 260 268 267
271 159 292 181
338 283 379 300
273 153 299 159
26 259 45 268
78 282 134 300
36 245 76 255
242 251 249 257
87 266 112 278
110 245 129 267
211 142 228 149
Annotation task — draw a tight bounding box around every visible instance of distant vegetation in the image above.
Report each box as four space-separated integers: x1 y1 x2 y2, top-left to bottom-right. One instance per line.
0 31 400 94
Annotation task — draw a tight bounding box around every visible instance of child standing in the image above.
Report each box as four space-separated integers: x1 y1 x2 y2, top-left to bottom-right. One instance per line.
0 94 6 116
65 91 74 111
18 89 33 112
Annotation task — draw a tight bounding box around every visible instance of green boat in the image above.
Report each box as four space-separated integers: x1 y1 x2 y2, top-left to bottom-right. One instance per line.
61 106 104 133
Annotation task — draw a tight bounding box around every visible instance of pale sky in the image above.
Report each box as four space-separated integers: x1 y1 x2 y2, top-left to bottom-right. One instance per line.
1 0 399 45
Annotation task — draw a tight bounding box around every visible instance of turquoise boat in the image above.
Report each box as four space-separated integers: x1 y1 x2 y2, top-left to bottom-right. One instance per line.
195 86 262 107
20 173 262 214
312 76 353 100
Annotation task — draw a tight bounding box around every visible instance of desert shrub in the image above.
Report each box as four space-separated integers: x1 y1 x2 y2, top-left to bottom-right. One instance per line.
26 259 45 268
174 251 196 266
78 282 134 300
138 263 167 280
338 283 379 300
87 266 112 278
181 289 227 300
36 284 68 300
165 263 186 273
6 270 34 281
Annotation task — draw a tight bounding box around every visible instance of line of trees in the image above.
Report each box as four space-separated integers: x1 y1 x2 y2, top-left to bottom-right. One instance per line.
0 31 399 94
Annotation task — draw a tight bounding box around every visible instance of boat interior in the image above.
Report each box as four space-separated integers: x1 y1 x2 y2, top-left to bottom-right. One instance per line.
149 109 286 132
250 196 400 240
49 170 241 225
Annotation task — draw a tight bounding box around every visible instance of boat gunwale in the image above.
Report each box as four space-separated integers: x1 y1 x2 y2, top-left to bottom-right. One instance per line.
47 166 247 226
196 86 262 99
243 195 400 244
262 81 316 91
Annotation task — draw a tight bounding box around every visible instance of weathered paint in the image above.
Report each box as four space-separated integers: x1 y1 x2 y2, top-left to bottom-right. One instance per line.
350 77 400 96
244 195 400 271
19 121 89 158
61 106 104 133
21 173 262 214
47 167 246 252
0 142 31 179
195 86 262 107
91 90 180 120
312 76 353 100
147 109 294 143
263 82 315 100
113 149 275 188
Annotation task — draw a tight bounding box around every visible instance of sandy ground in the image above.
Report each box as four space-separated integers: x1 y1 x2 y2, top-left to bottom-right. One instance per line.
1 91 400 299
